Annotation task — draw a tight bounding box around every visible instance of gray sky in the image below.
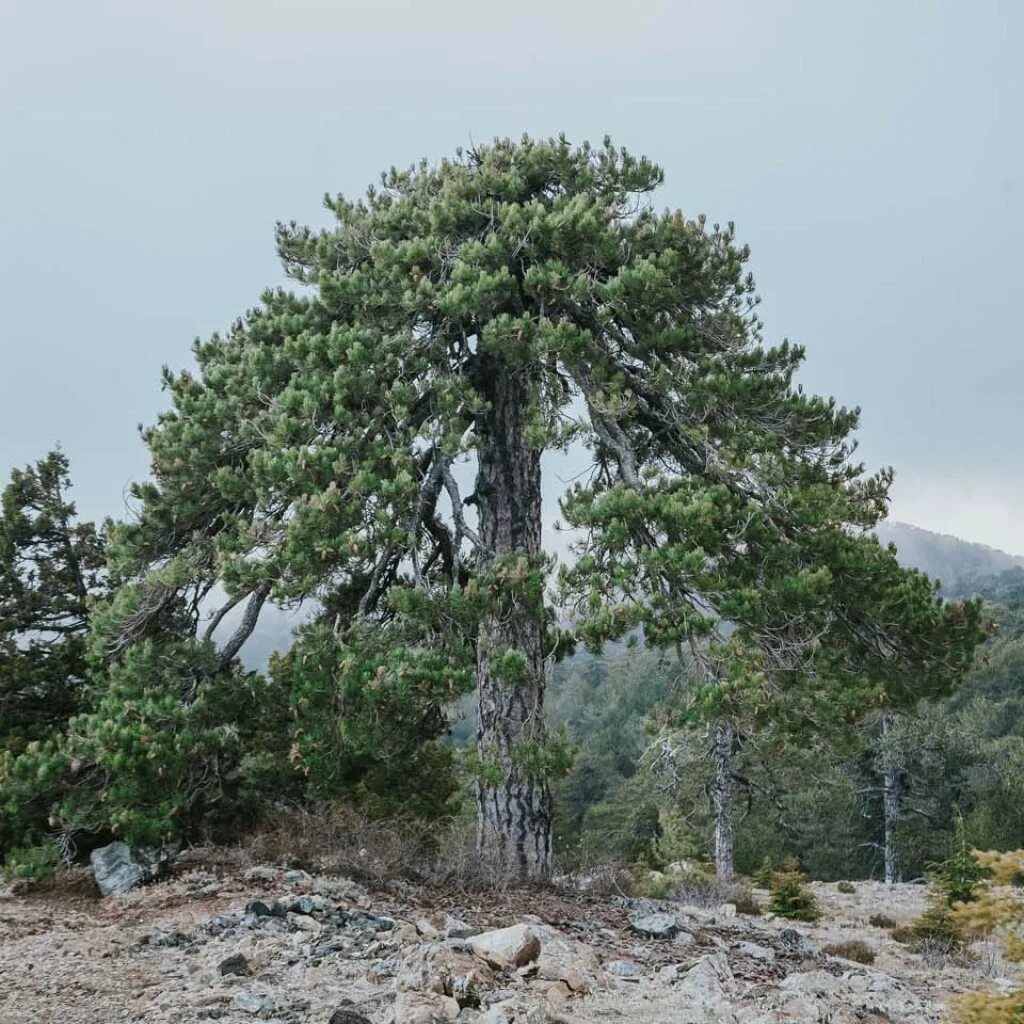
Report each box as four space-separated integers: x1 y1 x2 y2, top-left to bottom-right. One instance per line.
1 0 1022 552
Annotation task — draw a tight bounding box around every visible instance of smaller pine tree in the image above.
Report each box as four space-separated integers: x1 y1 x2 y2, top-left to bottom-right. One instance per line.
935 813 985 906
768 864 821 921
907 895 965 950
900 814 983 956
753 855 774 889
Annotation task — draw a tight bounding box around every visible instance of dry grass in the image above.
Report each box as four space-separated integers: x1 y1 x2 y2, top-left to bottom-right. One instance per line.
208 802 587 896
666 875 762 916
913 934 963 968
252 804 433 882
822 939 876 964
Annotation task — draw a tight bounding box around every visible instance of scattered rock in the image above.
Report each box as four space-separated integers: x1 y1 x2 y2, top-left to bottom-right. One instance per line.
676 952 734 1005
469 925 541 969
288 894 325 915
327 1008 373 1024
244 865 279 883
735 940 775 963
628 910 678 939
779 970 846 996
90 842 170 896
604 959 642 980
534 934 604 994
231 990 274 1015
288 911 323 935
443 914 478 939
395 989 461 1023
218 952 251 977
0 861 951 1024
778 927 815 954
448 952 496 1005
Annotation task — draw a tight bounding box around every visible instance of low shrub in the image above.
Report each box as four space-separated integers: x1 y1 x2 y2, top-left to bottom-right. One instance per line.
665 870 761 915
630 865 762 915
240 802 448 887
822 940 876 964
632 866 672 900
731 884 763 917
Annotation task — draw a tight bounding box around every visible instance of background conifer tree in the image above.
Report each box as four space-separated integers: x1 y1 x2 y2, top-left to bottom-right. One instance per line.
0 450 105 752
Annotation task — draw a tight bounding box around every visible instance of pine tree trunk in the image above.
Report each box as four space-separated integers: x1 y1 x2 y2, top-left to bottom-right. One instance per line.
711 719 735 882
474 365 553 879
882 708 900 884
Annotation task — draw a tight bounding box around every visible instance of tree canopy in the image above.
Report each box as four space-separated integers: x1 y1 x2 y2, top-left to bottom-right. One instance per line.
23 136 984 878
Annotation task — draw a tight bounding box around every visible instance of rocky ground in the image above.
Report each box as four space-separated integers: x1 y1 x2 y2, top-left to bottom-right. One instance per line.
0 855 1017 1024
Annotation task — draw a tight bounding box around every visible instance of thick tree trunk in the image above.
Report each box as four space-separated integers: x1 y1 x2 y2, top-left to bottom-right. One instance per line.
474 366 553 879
882 708 901 884
711 719 735 882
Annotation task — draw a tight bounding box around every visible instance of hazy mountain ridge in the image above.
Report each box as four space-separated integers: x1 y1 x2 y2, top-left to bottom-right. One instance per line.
875 521 1024 592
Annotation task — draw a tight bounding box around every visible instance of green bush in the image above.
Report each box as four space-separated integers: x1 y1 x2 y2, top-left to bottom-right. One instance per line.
1 631 291 868
2 842 61 881
768 868 821 921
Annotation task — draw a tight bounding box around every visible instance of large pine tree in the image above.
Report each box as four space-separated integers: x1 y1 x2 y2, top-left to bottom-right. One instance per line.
111 137 983 877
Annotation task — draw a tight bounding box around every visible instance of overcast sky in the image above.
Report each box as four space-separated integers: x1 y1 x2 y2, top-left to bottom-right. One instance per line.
1 0 1021 553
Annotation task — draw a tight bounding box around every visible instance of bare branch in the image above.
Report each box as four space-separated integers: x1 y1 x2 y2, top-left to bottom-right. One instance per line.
202 590 248 643
213 580 271 672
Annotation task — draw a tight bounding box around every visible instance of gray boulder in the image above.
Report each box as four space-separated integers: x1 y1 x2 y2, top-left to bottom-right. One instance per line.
628 910 678 939
468 924 541 969
735 940 776 963
231 991 273 1015
778 927 816 954
604 959 642 980
218 952 251 977
394 990 460 1023
90 842 170 896
327 1009 373 1024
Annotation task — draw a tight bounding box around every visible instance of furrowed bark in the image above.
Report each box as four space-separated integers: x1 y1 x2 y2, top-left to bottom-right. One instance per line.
474 365 553 879
711 719 735 882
